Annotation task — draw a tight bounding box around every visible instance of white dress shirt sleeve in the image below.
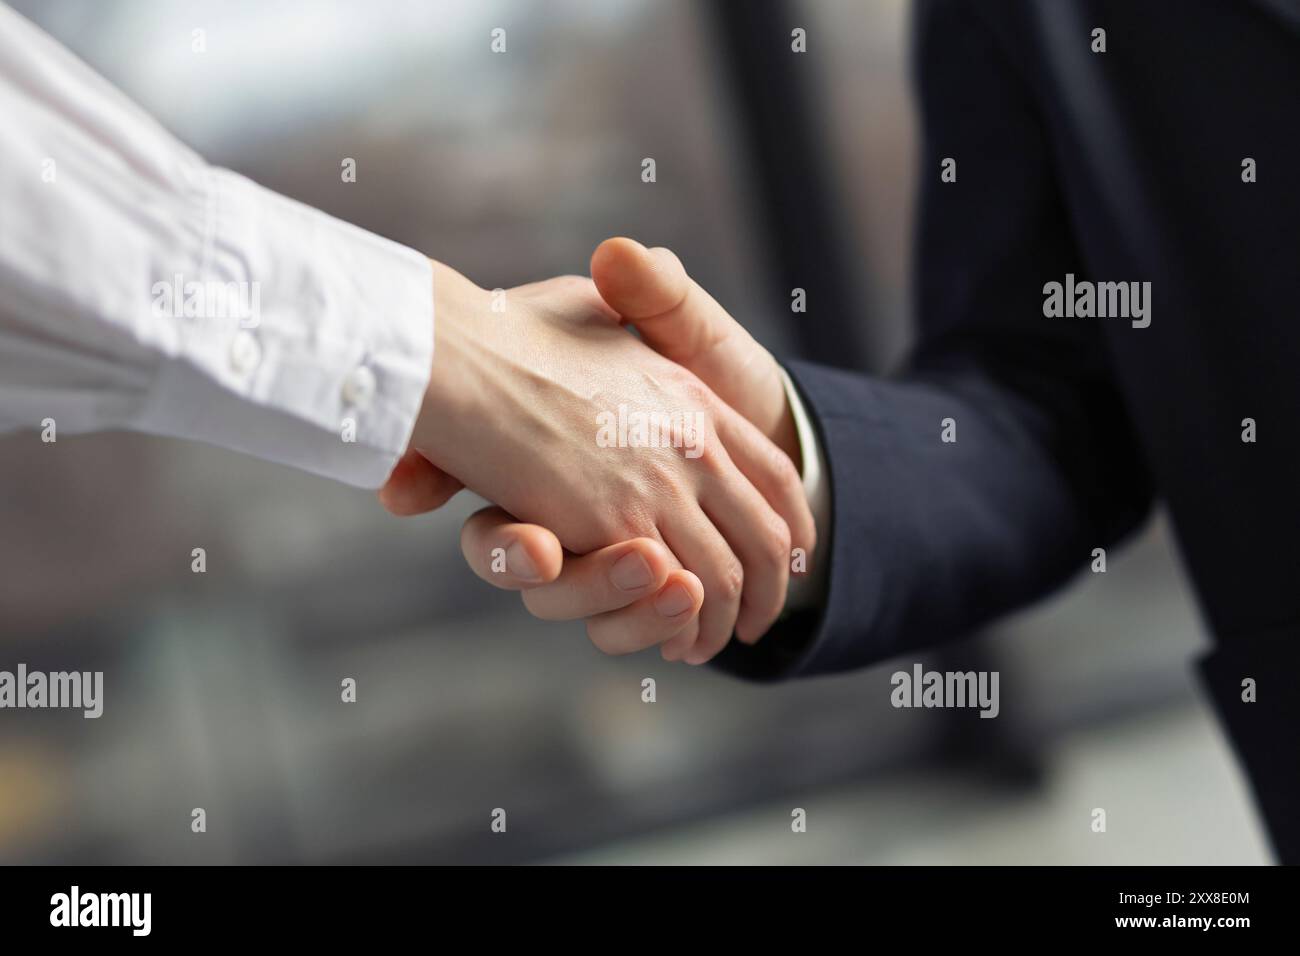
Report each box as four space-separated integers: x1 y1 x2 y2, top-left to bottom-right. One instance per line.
0 3 433 488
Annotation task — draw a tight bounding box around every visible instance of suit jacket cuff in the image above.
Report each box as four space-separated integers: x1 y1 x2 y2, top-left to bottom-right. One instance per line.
713 359 886 680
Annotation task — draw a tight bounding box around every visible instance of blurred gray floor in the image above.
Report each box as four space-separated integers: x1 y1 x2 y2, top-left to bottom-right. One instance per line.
548 701 1272 865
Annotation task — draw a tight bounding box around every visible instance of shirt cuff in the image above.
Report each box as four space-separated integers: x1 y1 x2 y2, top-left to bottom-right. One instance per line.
133 168 433 488
780 365 832 610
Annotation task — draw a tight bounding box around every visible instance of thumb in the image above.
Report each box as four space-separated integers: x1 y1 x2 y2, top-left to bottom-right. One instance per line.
590 236 789 445
590 237 733 366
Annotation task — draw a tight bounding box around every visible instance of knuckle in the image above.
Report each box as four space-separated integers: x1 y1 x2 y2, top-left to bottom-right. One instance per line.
709 558 744 604
676 379 718 427
688 428 726 476
677 372 713 408
643 458 697 516
643 456 682 496
594 496 656 544
772 444 803 494
766 516 793 566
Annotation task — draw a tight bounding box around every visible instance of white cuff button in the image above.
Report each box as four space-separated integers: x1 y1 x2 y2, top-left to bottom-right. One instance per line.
229 331 261 375
342 365 377 410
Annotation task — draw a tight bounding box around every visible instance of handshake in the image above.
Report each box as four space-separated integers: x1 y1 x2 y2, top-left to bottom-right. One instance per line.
379 237 818 665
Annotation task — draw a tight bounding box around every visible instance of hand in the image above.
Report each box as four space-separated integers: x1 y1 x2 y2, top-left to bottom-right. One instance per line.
387 252 814 661
589 237 802 470
456 506 706 657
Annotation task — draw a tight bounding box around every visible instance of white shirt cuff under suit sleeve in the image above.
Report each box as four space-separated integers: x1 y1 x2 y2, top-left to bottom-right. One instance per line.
779 367 831 612
0 3 432 488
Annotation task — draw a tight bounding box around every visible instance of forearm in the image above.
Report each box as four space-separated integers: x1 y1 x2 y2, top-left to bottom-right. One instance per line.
0 2 432 487
716 357 1155 680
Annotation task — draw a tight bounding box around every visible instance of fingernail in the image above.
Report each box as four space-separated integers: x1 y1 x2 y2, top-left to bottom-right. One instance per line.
655 583 693 618
505 541 541 582
610 551 653 591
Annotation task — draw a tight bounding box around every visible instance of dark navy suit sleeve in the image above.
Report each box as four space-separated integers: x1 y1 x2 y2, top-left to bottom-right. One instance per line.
714 0 1154 680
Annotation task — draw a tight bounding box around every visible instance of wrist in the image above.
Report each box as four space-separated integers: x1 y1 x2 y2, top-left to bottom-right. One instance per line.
412 260 487 461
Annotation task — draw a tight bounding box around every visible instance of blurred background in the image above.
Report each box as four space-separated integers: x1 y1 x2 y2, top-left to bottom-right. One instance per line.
0 0 1269 864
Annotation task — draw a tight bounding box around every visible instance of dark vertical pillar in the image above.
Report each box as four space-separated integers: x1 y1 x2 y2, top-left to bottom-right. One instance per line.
706 0 870 367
